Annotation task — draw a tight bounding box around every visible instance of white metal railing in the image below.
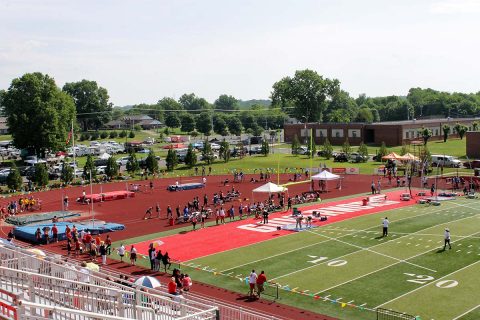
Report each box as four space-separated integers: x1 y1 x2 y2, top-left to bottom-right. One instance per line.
0 243 280 320
0 266 217 320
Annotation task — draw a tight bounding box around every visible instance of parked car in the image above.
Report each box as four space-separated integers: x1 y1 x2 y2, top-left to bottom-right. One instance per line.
97 165 107 174
292 146 310 155
463 160 480 169
431 155 461 168
334 153 348 162
349 152 368 163
116 157 131 166
249 146 263 155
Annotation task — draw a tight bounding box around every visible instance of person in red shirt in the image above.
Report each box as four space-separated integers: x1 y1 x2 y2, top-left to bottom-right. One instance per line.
256 270 267 298
65 225 71 240
51 224 58 243
95 235 102 247
168 277 178 295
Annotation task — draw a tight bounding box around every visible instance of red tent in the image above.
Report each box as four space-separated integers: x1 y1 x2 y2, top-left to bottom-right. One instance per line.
162 143 187 149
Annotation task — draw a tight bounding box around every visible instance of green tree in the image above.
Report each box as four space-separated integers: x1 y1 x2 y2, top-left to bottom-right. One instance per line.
126 151 139 174
291 134 301 155
214 94 238 111
196 112 213 136
219 140 230 162
377 141 388 162
227 116 243 136
145 149 159 175
185 144 197 168
180 113 196 132
128 131 135 138
472 121 479 131
33 163 49 187
420 145 432 166
261 139 270 156
321 138 333 159
100 131 108 139
213 115 228 135
105 157 119 178
202 140 215 164
63 79 112 131
457 124 468 140
358 141 369 161
400 142 409 156
119 130 127 138
61 164 74 184
356 108 374 123
165 149 178 171
109 131 118 138
3 72 76 156
271 69 339 122
165 113 181 128
342 139 351 155
419 128 432 145
442 125 451 142
83 155 97 178
179 93 210 112
6 164 23 191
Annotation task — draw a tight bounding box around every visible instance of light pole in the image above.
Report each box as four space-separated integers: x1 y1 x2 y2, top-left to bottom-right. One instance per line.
301 116 308 145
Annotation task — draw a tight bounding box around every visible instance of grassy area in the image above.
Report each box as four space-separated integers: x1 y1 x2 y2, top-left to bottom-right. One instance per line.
176 199 480 320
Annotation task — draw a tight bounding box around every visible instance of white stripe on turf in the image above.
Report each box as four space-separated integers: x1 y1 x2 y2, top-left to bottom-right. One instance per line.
451 304 480 320
376 260 480 308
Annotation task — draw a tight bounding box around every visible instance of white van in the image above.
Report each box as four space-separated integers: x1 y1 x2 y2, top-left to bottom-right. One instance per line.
431 155 461 168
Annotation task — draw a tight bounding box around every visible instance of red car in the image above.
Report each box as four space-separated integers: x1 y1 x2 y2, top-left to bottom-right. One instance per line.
463 160 480 169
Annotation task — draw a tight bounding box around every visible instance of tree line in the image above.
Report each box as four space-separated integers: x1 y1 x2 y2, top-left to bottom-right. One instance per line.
2 70 480 155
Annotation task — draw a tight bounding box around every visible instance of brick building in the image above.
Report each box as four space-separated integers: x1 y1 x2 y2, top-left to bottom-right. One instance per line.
284 117 478 146
466 131 480 158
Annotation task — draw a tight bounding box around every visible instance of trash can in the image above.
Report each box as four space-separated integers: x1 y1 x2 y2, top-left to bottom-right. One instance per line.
169 218 175 226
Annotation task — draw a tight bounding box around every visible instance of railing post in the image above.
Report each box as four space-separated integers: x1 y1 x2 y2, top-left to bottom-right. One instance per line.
116 291 125 317
135 287 142 319
28 273 36 302
180 299 186 317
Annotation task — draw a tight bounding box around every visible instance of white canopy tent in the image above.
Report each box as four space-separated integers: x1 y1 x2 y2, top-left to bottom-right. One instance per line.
252 182 288 193
311 170 341 181
311 170 342 192
252 182 288 203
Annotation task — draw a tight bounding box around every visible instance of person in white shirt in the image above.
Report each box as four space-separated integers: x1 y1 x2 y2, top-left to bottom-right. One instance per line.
117 244 126 262
382 217 389 237
248 270 257 298
443 228 452 250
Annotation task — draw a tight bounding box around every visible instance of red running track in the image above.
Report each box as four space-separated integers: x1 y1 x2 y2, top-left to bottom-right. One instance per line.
132 190 415 261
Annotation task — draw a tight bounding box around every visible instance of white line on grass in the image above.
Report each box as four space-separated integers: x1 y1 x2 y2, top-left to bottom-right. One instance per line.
452 304 480 320
376 260 480 308
271 213 479 281
305 230 437 273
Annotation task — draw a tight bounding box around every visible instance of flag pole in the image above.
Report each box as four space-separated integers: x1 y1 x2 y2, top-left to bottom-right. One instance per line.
90 170 95 227
277 132 280 185
71 120 76 175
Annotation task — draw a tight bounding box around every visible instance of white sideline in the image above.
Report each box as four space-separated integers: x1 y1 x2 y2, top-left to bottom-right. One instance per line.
270 210 480 281
220 201 462 272
376 260 480 308
452 304 480 320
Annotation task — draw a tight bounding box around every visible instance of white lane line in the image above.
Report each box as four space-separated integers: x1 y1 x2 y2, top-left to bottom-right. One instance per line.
376 260 480 308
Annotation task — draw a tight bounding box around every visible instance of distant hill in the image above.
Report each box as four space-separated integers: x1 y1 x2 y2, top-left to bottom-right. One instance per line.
237 99 271 109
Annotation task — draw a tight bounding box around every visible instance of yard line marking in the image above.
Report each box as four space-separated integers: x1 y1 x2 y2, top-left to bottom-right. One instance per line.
272 214 480 282
360 303 367 307
452 304 480 320
376 259 480 308
220 201 478 272
347 300 354 304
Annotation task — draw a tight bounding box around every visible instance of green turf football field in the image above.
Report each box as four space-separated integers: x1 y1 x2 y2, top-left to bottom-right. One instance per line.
180 198 480 320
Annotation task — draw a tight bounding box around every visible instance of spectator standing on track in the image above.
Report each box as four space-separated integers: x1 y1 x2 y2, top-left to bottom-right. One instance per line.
248 270 257 298
117 244 125 261
202 177 207 185
229 206 235 221
148 243 156 270
203 194 208 206
377 179 382 194
51 224 58 243
176 205 181 220
256 271 267 298
156 203 161 218
443 228 452 250
167 205 173 219
99 241 107 265
431 184 436 197
129 245 137 266
105 234 112 255
262 210 269 224
155 250 163 271
63 195 69 210
371 181 376 194
219 207 226 224
191 215 197 230
382 217 389 237
162 252 172 271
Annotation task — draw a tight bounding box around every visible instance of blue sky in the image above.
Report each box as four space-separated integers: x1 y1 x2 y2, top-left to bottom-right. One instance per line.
1 0 479 106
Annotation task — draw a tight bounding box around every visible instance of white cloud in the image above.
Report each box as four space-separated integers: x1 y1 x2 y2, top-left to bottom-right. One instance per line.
430 0 480 14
